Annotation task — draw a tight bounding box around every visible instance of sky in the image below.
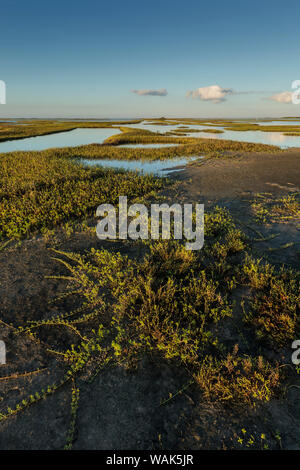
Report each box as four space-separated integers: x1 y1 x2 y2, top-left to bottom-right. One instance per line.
1 0 300 118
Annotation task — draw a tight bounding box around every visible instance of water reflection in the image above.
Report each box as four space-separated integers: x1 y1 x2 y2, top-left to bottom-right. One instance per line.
0 128 121 153
81 156 201 176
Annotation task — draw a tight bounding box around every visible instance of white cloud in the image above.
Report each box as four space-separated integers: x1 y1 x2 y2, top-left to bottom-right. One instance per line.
132 88 168 96
268 91 293 103
186 85 233 103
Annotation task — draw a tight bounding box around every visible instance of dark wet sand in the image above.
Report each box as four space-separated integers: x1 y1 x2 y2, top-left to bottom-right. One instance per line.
176 148 300 200
165 148 300 269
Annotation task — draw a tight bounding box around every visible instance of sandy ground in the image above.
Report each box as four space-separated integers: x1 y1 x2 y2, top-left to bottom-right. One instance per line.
174 148 300 199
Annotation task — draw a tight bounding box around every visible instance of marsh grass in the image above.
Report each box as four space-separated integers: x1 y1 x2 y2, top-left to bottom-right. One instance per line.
240 256 299 347
103 130 279 154
251 193 300 224
152 118 300 133
0 152 165 239
193 346 280 404
283 132 300 136
0 119 141 143
64 380 80 450
169 128 224 134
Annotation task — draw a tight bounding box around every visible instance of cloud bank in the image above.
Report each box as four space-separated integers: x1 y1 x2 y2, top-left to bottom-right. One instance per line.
132 88 168 97
186 85 233 103
268 91 293 103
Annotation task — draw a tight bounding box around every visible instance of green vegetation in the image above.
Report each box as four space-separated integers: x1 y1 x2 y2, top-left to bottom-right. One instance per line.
251 193 300 224
0 151 164 239
151 118 300 134
241 257 299 347
167 128 224 134
201 128 224 134
0 119 141 143
104 128 278 153
64 381 80 450
170 119 300 133
283 132 300 136
235 428 274 450
194 349 280 404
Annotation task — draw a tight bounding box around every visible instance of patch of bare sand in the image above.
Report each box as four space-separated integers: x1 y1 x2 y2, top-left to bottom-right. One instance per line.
174 149 300 200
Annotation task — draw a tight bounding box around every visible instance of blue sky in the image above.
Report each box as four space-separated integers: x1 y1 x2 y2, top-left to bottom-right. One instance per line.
1 0 300 118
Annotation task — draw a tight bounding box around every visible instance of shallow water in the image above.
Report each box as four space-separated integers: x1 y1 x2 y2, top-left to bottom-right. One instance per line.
193 129 300 147
1 119 300 153
81 156 200 176
0 127 121 153
121 120 300 148
251 120 300 126
120 121 204 134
